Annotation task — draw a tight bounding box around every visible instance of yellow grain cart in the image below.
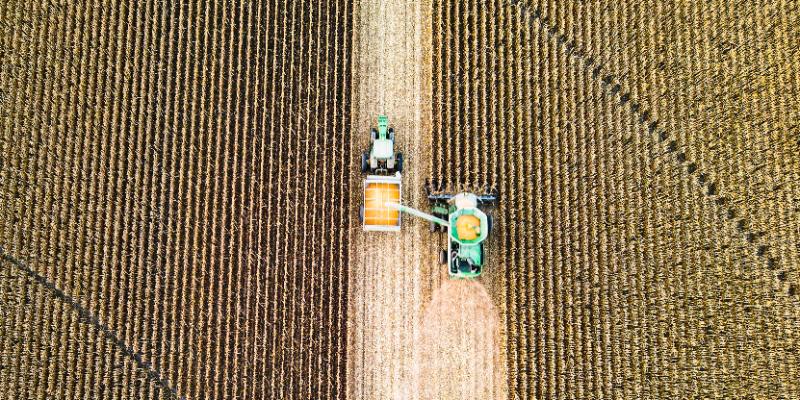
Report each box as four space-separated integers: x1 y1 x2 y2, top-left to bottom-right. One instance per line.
359 173 402 231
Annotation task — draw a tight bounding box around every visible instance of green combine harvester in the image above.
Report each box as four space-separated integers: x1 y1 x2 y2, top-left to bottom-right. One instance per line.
386 191 496 278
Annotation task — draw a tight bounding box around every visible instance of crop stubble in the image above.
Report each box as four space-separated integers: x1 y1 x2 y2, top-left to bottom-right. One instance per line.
346 0 440 398
1 0 352 398
433 0 800 398
417 279 506 400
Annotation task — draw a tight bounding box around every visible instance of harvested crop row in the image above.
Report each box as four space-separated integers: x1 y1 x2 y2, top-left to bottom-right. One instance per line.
345 0 438 398
432 0 800 398
0 0 352 398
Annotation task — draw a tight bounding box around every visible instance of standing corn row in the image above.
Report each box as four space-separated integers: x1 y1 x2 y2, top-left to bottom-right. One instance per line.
0 0 353 398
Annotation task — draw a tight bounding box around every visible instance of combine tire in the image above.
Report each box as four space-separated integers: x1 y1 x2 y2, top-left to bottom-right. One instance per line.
430 220 438 232
361 152 369 173
439 250 448 265
487 215 493 235
395 152 403 173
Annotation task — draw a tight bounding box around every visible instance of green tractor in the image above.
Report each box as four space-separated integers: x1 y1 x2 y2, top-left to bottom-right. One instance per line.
385 189 496 278
361 115 403 174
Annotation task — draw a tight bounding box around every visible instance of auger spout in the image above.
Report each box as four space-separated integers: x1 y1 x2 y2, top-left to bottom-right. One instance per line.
384 202 450 227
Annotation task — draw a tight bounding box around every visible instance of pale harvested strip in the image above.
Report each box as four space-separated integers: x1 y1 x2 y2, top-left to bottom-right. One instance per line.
346 0 437 399
432 0 800 398
0 0 352 398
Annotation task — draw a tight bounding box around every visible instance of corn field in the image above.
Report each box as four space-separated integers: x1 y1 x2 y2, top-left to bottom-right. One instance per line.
432 0 800 398
1 0 799 399
1 0 351 398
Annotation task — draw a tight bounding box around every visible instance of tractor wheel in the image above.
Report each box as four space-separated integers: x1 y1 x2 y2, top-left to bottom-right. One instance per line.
388 127 395 140
439 250 448 265
395 152 403 173
361 152 369 173
370 128 378 141
433 213 445 232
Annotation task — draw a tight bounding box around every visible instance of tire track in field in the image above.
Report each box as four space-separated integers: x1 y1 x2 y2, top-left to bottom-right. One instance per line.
0 249 180 398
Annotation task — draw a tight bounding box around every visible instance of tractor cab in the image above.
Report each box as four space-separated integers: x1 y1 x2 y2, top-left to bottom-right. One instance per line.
371 138 394 160
361 115 403 174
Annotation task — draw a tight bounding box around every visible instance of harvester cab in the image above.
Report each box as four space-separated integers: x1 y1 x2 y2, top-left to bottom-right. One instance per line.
361 115 403 174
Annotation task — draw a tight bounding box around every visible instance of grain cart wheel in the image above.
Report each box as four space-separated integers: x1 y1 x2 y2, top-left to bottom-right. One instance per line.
361 152 369 173
439 249 448 265
359 205 365 224
395 152 404 173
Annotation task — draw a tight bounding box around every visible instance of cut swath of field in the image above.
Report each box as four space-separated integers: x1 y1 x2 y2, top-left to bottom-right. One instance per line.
416 279 506 400
432 0 800 398
346 0 437 398
0 0 352 398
